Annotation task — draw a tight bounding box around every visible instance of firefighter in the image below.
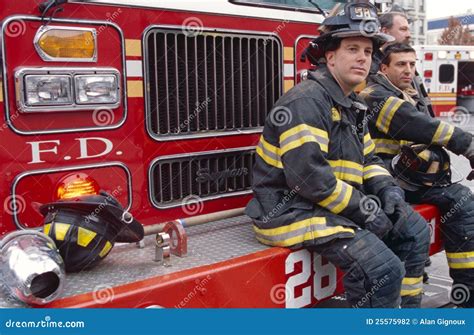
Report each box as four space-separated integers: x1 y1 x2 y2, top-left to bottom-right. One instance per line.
360 43 474 307
374 8 434 117
246 2 430 308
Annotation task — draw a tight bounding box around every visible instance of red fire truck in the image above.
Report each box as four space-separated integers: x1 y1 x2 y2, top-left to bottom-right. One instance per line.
0 0 443 308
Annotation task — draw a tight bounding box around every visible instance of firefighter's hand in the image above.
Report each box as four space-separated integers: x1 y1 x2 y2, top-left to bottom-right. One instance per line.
365 209 393 239
378 186 405 215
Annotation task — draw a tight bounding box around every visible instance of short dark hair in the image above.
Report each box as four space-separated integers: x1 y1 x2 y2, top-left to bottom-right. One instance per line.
325 37 342 54
381 43 416 65
379 12 409 29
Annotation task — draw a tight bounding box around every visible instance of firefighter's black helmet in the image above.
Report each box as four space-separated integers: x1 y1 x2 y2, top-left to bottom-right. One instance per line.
391 144 452 191
304 1 394 65
40 192 144 272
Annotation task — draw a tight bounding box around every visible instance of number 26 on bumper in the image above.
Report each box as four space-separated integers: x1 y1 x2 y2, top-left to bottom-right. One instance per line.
285 249 337 308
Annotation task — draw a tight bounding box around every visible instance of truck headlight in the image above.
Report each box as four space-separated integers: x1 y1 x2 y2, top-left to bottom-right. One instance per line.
75 75 119 104
24 75 73 106
15 68 121 112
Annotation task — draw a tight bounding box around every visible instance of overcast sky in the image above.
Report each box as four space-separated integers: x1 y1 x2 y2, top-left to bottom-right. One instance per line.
425 0 473 19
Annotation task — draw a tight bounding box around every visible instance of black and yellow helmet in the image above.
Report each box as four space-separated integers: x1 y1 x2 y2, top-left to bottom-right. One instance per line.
40 192 144 272
391 144 452 191
304 1 394 65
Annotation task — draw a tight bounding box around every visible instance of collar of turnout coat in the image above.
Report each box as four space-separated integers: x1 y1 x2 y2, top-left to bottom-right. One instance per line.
369 72 419 106
307 66 363 109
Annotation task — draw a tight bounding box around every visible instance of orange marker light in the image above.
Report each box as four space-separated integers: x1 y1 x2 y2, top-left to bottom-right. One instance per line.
56 173 100 200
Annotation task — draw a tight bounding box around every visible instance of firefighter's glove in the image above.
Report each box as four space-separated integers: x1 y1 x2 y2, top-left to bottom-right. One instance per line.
378 186 405 216
364 208 393 239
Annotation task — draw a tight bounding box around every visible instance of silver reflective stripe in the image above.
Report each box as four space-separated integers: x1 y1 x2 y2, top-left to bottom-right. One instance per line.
379 98 399 131
434 122 452 145
325 182 349 212
257 141 281 164
331 166 363 178
447 256 474 264
375 142 400 152
255 224 331 243
280 129 329 149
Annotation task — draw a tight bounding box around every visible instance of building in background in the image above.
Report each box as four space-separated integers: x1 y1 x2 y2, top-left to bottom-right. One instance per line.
427 11 474 45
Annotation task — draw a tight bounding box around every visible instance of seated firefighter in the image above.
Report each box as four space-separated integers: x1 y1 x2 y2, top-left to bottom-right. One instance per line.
360 43 474 307
245 3 430 308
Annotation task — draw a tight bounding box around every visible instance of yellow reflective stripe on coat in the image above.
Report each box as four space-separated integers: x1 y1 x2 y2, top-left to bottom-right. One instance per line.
363 133 375 156
280 124 329 155
375 97 404 134
318 179 353 214
446 251 474 269
328 160 363 184
363 164 391 180
373 138 401 155
400 276 423 296
254 218 354 247
432 121 454 146
256 136 283 169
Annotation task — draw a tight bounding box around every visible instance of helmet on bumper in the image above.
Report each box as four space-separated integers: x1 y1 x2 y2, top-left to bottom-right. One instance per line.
39 192 144 272
391 144 452 191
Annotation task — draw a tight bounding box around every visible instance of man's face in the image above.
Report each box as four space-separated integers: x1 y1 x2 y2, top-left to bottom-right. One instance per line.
380 51 416 90
325 37 373 94
382 14 411 43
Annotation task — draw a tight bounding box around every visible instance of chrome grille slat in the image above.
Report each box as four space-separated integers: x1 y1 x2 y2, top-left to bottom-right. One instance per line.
145 28 282 139
151 149 255 207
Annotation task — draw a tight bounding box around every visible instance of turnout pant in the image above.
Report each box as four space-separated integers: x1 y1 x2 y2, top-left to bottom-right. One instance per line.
310 206 430 308
406 183 474 307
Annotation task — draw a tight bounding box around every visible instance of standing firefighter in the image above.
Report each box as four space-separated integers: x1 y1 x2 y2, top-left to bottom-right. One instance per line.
246 3 430 308
361 43 474 308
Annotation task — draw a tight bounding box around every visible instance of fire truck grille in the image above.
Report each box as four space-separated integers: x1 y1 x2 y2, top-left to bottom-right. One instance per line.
145 28 282 138
151 149 256 207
